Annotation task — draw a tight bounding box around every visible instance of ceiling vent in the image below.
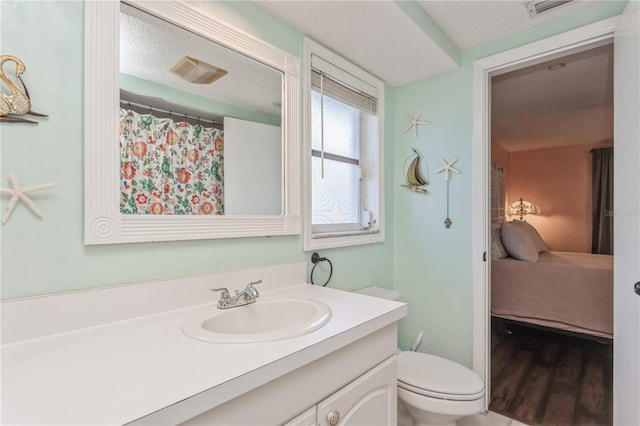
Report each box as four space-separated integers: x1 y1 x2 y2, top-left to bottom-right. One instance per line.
170 56 228 85
525 0 573 18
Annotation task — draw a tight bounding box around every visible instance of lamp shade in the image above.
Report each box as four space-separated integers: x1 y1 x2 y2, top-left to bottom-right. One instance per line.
508 198 537 220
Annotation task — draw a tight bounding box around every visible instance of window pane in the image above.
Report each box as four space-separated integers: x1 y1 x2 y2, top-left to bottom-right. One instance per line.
311 91 360 159
312 157 359 225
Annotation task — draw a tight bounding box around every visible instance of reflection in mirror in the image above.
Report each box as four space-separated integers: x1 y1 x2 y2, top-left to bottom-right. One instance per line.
119 4 283 216
83 1 300 244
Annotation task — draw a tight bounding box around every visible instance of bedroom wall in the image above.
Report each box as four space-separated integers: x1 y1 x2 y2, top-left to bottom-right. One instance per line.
491 143 510 170
507 141 613 253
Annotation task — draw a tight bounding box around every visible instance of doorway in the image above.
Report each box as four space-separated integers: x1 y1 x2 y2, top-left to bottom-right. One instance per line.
487 43 614 424
470 15 619 419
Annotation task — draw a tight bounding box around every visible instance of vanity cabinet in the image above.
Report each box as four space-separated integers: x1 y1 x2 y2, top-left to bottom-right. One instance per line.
285 356 396 426
180 324 398 426
286 407 317 425
3 264 407 425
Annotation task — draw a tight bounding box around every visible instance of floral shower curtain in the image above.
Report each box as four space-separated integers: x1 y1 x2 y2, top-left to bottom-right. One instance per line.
119 108 224 215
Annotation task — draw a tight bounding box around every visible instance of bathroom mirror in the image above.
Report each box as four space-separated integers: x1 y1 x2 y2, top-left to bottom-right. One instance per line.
84 0 300 244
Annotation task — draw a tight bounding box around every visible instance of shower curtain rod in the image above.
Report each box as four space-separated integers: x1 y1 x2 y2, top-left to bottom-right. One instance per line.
119 99 223 126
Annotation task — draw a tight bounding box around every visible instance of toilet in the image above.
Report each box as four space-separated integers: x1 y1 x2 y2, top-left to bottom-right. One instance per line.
356 287 485 426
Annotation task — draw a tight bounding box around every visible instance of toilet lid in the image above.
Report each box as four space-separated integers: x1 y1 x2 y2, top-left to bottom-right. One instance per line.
397 352 484 401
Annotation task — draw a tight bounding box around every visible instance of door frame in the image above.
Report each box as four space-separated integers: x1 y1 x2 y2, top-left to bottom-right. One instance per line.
471 17 619 409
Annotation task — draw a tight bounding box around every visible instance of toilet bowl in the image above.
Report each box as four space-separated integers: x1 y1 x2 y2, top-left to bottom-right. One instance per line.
354 287 485 426
396 351 484 426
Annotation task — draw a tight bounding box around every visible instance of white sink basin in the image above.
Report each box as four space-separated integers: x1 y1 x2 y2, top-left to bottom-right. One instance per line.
181 298 332 343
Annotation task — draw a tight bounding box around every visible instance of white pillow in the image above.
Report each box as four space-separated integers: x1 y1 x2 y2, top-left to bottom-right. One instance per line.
515 220 549 253
501 221 539 262
491 223 508 258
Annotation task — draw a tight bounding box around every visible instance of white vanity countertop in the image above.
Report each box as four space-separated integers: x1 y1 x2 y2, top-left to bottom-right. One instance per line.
1 282 406 425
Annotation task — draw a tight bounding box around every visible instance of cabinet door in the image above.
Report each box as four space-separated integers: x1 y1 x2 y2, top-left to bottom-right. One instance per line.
283 406 318 426
317 356 396 426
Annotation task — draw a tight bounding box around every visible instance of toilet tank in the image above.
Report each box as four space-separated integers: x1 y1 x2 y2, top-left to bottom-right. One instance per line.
355 286 400 301
356 287 426 354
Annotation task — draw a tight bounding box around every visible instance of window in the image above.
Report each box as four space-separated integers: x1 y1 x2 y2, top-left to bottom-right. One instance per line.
303 38 385 250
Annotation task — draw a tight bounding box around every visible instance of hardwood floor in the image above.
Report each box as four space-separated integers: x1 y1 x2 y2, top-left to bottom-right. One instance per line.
490 319 613 426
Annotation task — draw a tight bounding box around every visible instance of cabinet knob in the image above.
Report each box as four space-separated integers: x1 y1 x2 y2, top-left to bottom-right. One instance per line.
327 410 340 426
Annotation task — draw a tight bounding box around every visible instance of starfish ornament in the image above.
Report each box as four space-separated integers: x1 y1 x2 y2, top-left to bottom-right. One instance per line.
436 158 460 181
402 109 431 138
1 172 57 224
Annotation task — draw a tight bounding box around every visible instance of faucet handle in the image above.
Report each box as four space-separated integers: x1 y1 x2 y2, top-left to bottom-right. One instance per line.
211 287 231 302
247 280 261 297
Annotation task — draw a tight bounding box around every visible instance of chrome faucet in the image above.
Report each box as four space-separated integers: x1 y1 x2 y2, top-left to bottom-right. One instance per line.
212 280 261 309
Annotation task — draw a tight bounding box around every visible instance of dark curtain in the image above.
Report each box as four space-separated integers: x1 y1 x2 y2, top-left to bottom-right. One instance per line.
591 148 613 254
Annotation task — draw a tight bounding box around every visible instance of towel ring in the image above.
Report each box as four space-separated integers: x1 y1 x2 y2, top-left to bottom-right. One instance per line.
310 252 333 287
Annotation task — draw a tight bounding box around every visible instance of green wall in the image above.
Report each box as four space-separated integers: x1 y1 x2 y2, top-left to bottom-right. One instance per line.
120 74 281 126
392 1 627 367
0 0 394 301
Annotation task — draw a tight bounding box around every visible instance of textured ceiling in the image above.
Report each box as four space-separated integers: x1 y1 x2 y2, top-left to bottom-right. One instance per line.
491 43 613 152
254 0 459 86
120 4 281 119
417 0 605 49
255 0 608 86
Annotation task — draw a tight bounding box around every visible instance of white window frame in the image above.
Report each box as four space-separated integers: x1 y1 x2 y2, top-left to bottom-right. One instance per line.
302 38 385 251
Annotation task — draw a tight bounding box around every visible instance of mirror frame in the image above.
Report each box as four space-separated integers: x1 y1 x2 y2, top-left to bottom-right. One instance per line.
84 0 300 245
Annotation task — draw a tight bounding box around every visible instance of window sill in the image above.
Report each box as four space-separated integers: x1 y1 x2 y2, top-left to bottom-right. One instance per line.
304 229 384 251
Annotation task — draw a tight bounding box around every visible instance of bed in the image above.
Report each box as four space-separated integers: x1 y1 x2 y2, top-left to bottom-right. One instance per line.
491 222 613 339
491 252 613 338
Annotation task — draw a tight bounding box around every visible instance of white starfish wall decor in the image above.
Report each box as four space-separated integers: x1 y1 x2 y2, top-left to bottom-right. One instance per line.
436 158 461 229
436 157 460 181
402 109 431 138
0 172 57 224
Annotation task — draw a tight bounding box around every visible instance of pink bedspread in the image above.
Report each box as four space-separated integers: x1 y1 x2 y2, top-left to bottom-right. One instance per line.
491 251 613 338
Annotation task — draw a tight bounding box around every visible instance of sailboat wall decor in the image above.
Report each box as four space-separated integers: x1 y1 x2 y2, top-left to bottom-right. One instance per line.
401 148 429 194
